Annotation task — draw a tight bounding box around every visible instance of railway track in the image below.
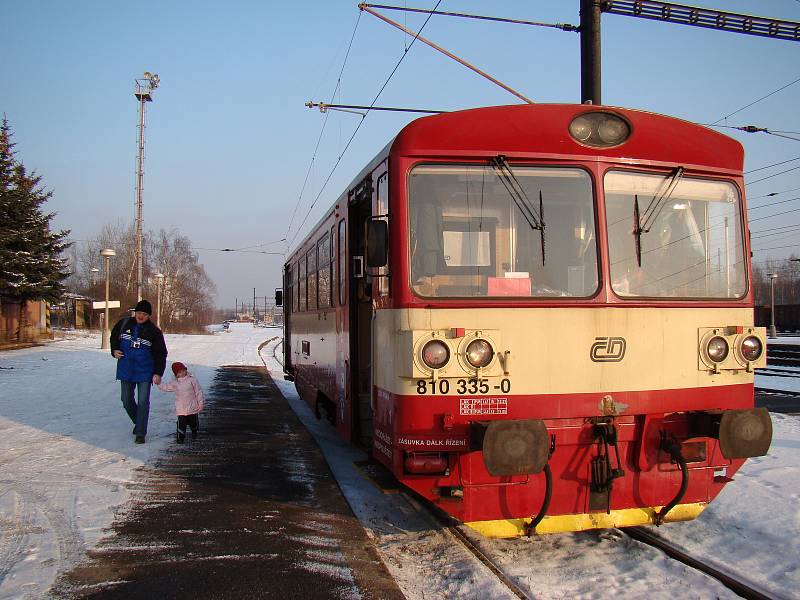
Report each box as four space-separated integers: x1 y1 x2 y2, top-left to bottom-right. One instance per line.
401 492 534 600
415 488 780 600
622 526 779 600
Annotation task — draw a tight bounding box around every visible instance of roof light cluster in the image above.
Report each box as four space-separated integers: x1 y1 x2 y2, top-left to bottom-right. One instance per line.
569 111 631 148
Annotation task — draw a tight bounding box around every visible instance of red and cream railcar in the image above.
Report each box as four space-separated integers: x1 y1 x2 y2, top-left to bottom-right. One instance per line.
282 104 771 537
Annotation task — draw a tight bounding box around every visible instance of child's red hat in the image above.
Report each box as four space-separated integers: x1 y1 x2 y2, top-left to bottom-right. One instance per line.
171 362 187 375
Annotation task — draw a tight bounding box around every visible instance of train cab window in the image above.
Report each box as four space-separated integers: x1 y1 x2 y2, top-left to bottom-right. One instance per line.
307 249 317 311
408 164 598 298
605 171 746 298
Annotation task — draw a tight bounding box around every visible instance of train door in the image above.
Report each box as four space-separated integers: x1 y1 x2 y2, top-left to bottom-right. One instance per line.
348 175 374 446
282 263 293 375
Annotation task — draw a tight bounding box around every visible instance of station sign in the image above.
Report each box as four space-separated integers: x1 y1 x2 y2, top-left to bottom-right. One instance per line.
92 300 121 309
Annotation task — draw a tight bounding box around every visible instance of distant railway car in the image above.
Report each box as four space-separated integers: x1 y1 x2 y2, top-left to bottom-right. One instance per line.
281 104 771 537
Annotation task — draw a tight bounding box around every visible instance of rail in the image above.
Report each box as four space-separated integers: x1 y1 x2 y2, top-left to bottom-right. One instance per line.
623 527 780 600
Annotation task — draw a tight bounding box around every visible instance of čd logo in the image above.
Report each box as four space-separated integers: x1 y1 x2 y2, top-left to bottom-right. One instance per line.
590 337 627 362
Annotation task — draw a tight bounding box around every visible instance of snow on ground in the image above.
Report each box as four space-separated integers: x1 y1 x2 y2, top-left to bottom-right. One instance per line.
0 323 272 600
0 325 798 599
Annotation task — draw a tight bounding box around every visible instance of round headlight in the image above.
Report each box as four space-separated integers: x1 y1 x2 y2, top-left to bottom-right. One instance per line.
706 336 729 363
740 336 763 362
465 339 494 368
597 116 630 145
568 115 593 141
422 339 450 369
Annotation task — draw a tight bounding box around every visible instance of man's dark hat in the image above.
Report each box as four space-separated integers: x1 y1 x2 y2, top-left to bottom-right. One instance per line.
134 300 152 315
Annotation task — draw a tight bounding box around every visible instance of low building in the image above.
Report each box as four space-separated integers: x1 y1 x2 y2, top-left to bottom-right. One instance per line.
0 298 51 343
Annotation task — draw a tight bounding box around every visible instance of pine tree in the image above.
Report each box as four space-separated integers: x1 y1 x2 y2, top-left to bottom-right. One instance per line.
0 117 71 338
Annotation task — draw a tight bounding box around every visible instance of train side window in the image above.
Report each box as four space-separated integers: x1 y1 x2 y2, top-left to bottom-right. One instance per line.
318 235 331 307
338 219 346 305
329 226 336 307
295 261 301 312
299 258 307 312
307 248 317 311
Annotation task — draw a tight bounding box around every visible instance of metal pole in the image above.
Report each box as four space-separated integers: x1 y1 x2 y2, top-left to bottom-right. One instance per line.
156 275 163 328
102 256 111 349
580 0 602 104
135 95 146 302
769 274 777 338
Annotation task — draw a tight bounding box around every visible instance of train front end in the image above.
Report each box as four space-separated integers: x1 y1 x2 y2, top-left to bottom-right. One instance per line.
371 104 772 536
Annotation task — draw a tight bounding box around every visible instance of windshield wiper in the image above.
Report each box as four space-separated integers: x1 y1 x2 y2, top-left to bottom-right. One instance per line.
492 155 546 265
633 167 685 267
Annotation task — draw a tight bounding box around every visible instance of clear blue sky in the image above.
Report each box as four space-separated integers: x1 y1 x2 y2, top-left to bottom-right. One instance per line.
3 0 799 309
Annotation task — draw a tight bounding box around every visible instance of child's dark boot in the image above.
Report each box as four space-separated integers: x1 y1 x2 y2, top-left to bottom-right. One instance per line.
177 429 185 444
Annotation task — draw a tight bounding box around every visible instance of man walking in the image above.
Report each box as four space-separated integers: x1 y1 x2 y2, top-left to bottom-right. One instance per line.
110 299 168 443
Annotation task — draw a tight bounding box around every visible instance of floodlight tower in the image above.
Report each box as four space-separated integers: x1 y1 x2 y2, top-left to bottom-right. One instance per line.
133 71 160 302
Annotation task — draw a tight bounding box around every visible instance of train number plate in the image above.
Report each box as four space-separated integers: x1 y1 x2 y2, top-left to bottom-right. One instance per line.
415 378 512 395
459 398 508 416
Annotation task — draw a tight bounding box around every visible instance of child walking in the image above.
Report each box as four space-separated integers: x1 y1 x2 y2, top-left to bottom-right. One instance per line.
158 361 204 443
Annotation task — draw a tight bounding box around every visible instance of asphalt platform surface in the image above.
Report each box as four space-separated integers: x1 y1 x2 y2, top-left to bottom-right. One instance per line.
51 366 404 599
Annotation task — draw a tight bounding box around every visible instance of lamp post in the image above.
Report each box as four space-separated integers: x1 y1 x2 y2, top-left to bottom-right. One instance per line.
133 71 160 301
155 273 165 328
768 272 778 339
100 249 116 349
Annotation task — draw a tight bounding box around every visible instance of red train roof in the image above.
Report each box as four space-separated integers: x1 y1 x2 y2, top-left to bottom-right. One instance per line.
391 104 744 172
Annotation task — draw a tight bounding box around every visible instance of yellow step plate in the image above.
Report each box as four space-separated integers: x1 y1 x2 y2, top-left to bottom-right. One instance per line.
465 503 708 537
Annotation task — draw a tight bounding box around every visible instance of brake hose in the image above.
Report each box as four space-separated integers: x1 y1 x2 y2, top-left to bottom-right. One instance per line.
525 463 552 536
655 437 689 526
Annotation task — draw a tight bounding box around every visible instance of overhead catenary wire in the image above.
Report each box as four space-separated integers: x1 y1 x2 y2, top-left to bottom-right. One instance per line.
752 243 800 252
284 11 363 253
191 247 284 255
748 195 800 211
746 165 800 186
306 101 444 114
749 205 800 223
702 123 800 143
745 156 800 175
751 223 800 239
286 0 443 251
359 3 579 32
749 187 800 199
710 75 800 125
360 3 534 104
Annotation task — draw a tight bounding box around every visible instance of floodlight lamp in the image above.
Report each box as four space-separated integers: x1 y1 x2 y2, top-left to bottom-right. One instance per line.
150 74 160 88
100 248 116 257
155 272 165 280
143 71 152 79
90 267 100 273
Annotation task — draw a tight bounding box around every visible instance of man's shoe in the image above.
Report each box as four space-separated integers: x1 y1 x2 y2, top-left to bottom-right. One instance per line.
177 431 185 444
135 436 145 444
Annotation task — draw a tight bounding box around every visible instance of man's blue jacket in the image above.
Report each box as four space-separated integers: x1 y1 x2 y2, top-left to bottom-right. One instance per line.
110 317 168 383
